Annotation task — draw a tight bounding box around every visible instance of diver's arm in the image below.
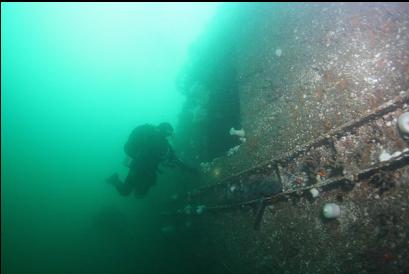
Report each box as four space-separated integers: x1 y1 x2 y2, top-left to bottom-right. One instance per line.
167 146 198 173
174 157 195 172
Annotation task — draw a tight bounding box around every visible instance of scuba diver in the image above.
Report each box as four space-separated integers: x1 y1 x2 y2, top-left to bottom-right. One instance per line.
106 122 196 198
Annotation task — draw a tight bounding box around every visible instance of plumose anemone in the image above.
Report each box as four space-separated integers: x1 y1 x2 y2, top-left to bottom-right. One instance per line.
398 112 409 136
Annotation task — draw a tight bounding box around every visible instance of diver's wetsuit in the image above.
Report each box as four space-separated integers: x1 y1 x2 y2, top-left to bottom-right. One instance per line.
114 124 177 198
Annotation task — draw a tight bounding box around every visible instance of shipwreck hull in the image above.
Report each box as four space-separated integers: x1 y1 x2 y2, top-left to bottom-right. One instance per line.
173 3 409 273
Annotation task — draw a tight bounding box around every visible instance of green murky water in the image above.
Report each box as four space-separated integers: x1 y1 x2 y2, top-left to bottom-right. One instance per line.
1 3 217 274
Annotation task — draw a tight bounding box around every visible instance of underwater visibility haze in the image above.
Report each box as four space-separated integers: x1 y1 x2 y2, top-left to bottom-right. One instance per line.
3 2 409 274
1 3 217 274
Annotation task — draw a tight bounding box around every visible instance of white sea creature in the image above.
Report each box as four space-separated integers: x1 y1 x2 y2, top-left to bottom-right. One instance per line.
310 188 319 198
379 150 392 162
379 148 408 162
275 48 282 57
196 205 206 215
398 112 409 136
229 127 245 137
322 203 341 219
227 145 240 156
200 162 212 173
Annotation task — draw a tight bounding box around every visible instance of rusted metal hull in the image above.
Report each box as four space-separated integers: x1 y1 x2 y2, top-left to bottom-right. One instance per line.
173 3 409 273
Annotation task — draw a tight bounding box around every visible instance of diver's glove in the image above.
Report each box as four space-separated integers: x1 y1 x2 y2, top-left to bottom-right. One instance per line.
165 153 199 174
